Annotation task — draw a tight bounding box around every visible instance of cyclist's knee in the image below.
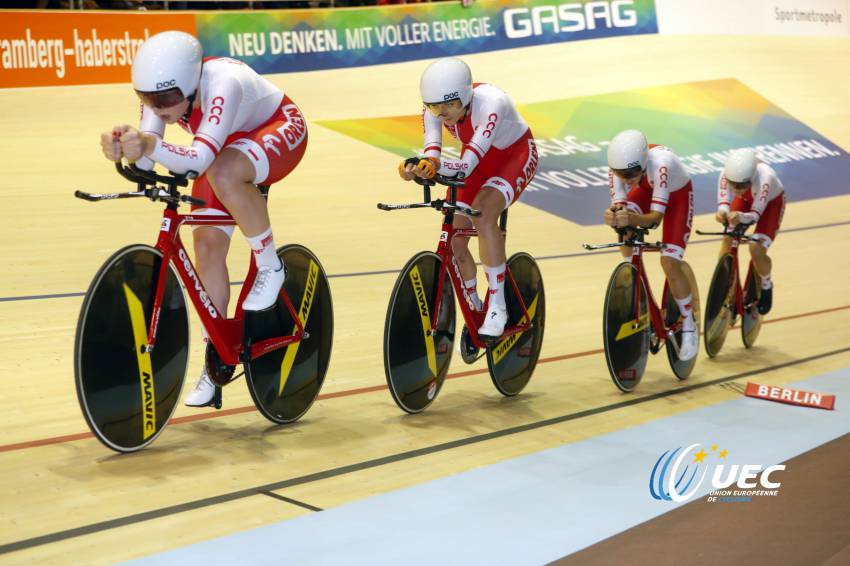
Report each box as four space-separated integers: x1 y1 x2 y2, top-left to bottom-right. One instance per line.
452 236 470 257
208 152 252 197
749 241 767 257
194 228 229 265
660 254 681 274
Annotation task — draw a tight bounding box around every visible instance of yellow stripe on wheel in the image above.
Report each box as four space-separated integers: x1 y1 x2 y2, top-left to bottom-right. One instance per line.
409 265 437 377
615 313 649 342
122 283 156 440
491 293 539 366
279 260 320 396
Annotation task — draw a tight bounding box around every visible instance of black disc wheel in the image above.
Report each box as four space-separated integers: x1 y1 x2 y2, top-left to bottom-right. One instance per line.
244 244 333 424
703 255 735 358
384 251 455 413
741 266 762 348
486 252 545 396
74 244 188 453
603 262 649 393
664 261 700 380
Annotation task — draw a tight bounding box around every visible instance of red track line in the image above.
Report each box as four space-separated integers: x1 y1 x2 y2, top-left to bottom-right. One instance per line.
2 305 847 454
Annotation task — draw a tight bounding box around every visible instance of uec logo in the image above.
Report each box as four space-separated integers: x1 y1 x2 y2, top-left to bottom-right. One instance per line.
649 444 785 502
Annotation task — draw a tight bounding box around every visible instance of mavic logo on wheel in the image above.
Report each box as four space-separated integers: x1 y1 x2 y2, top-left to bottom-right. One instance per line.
615 313 649 341
279 260 319 395
491 293 539 365
122 283 156 439
141 371 156 436
409 265 437 377
650 444 785 503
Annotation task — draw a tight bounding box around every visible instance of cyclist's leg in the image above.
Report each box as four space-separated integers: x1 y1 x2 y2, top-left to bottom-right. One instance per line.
220 97 308 311
472 136 538 337
749 193 784 314
451 213 482 310
185 177 234 406
472 185 509 337
660 185 697 359
193 226 232 315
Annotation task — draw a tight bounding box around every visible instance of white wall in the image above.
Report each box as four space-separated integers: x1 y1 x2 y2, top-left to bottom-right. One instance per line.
655 0 850 37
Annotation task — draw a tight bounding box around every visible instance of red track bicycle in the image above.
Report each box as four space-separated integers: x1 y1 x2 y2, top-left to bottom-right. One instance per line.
378 174 545 413
584 227 700 392
696 223 762 357
74 162 333 453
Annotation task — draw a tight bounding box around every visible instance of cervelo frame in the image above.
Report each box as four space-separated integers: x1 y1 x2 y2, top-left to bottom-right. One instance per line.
696 223 756 318
379 174 533 348
586 228 684 350
77 162 305 365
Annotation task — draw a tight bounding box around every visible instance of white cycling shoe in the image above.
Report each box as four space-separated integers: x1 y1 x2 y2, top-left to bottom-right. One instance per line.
242 262 286 312
678 327 699 361
477 306 508 341
184 367 216 407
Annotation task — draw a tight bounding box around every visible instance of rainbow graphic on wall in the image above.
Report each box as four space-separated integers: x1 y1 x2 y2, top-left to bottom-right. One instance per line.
318 78 850 225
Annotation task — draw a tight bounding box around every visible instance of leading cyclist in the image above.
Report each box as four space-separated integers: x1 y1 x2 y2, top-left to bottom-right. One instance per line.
99 31 308 407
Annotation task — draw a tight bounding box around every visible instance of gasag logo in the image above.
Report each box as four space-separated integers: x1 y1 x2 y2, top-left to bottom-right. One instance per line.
505 1 640 39
650 443 785 503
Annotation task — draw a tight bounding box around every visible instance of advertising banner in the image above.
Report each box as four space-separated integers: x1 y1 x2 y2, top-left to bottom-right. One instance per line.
0 12 196 88
1 1 658 88
319 78 850 225
194 0 659 73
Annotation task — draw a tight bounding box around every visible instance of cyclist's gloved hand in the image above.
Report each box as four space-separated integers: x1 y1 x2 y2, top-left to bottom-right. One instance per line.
414 157 439 180
398 157 419 181
399 157 440 181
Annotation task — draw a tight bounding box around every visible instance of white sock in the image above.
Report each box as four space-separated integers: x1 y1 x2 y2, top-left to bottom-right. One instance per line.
675 294 695 331
484 263 506 311
760 273 772 290
246 227 282 270
464 277 483 311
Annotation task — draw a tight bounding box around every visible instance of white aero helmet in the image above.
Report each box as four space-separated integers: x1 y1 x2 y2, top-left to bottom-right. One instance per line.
420 57 473 107
723 148 758 183
132 31 203 108
607 129 649 171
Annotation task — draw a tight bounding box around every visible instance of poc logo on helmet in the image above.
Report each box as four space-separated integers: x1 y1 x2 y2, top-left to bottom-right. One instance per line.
626 160 640 168
156 79 177 90
443 92 459 101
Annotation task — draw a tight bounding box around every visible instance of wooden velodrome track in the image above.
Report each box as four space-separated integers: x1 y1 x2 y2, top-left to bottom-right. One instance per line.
1 31 849 563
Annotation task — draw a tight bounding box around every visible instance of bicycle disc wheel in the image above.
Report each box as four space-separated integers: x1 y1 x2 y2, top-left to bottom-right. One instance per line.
703 255 734 358
664 261 700 380
486 252 545 396
741 266 762 348
245 244 333 425
74 244 188 453
603 262 649 393
384 251 455 413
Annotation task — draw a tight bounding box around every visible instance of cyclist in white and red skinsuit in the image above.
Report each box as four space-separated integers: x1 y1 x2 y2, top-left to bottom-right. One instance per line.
401 57 538 340
99 31 307 407
716 148 785 315
604 129 698 361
